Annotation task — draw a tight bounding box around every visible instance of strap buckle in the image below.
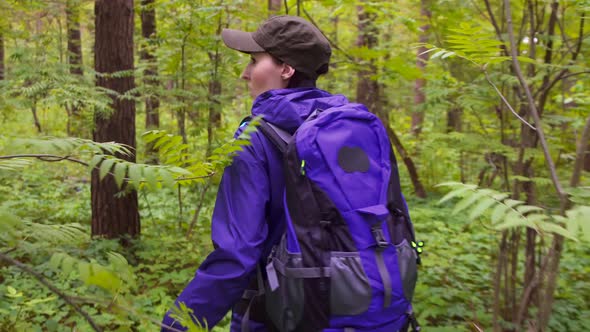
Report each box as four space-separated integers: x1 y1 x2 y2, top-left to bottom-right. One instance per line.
372 227 389 248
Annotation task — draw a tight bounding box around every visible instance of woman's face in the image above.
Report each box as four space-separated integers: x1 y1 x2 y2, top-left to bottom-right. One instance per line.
241 53 290 99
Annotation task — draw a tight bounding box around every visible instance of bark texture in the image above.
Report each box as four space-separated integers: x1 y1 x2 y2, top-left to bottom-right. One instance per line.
91 0 140 240
411 0 431 136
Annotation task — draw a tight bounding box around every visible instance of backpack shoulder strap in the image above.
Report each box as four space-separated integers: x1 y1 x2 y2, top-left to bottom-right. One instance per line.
258 119 292 155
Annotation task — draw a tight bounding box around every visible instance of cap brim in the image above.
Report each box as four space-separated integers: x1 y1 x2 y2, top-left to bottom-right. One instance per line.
221 29 265 53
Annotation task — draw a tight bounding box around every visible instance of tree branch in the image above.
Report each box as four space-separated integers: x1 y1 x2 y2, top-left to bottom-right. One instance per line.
186 180 212 239
0 154 88 166
301 7 356 62
484 70 536 130
0 252 103 332
0 154 216 183
534 16 585 100
504 0 568 210
483 0 508 55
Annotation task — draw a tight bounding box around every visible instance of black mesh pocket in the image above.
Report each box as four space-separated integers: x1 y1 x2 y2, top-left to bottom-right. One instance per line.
265 246 305 332
329 252 371 315
395 239 418 302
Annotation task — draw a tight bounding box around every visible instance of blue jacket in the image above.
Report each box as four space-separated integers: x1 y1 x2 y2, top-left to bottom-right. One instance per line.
161 88 349 331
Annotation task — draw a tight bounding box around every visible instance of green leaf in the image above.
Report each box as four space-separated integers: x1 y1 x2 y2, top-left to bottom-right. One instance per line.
516 56 537 64
453 190 490 215
99 158 115 180
6 286 22 298
128 164 143 189
160 169 176 189
113 162 127 188
144 167 158 189
495 211 532 230
85 265 121 293
492 193 510 201
78 262 91 283
61 255 76 275
431 50 448 60
566 206 590 241
516 205 544 215
504 199 524 208
469 197 497 220
49 253 65 271
539 222 577 241
442 51 456 59
438 184 476 204
88 155 104 172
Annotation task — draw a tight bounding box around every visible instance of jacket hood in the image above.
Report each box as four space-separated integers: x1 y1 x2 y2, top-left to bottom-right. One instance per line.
251 88 349 134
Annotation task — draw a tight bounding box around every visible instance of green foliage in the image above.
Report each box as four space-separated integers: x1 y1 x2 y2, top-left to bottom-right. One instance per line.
167 302 209 332
0 0 588 330
438 182 590 240
419 22 508 67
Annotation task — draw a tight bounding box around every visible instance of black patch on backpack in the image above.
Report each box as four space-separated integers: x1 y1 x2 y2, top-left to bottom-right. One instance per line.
338 146 370 173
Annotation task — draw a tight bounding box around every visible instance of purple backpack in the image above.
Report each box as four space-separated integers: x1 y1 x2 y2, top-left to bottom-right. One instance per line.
253 104 421 332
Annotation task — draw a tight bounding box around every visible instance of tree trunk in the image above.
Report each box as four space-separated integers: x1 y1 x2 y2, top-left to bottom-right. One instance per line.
178 40 188 144
584 143 590 172
268 0 281 14
356 3 427 198
66 0 85 137
446 107 462 133
411 0 430 137
66 0 83 76
0 31 4 80
92 0 140 241
206 12 225 157
140 0 160 163
386 125 427 198
355 4 379 111
31 103 42 133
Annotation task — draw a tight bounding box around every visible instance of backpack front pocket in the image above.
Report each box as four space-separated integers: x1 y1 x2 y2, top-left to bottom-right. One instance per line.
329 251 372 316
395 239 418 302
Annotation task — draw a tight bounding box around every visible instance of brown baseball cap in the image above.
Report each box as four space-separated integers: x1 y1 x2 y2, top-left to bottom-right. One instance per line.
221 15 331 79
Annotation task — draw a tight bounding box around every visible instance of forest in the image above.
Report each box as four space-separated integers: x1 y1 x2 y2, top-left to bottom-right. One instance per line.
0 0 588 331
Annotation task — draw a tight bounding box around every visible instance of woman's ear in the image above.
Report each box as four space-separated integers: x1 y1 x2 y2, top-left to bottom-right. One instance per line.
281 64 295 81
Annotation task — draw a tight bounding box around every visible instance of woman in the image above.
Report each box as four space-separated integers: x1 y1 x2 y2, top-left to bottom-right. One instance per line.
161 15 350 331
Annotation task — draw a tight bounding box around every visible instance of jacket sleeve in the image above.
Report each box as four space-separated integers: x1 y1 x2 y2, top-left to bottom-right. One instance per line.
162 135 270 331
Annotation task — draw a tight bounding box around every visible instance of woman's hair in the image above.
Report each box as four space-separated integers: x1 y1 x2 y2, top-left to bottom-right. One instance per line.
272 56 317 88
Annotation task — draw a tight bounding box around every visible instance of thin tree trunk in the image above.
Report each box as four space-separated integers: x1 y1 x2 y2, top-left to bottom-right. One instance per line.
207 79 221 157
178 39 188 144
446 107 462 133
140 0 160 163
571 116 590 186
356 2 426 198
493 231 508 332
411 0 430 137
66 0 83 76
66 0 84 137
504 0 569 330
206 12 224 157
386 126 427 198
0 30 5 80
31 103 42 133
268 0 281 14
92 0 140 242
326 15 339 92
355 4 379 111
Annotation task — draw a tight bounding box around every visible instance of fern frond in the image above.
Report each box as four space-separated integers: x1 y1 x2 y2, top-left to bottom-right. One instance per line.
438 182 578 240
0 158 32 171
49 251 134 294
8 137 132 157
0 206 88 248
168 302 209 332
